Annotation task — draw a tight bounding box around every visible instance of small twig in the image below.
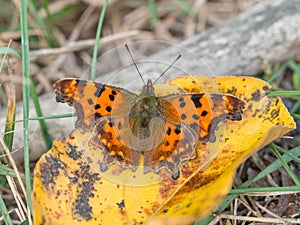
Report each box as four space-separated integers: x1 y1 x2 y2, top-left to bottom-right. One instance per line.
238 197 261 217
254 201 282 219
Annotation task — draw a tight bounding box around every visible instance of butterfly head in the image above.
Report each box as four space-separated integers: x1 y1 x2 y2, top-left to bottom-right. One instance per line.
140 79 155 97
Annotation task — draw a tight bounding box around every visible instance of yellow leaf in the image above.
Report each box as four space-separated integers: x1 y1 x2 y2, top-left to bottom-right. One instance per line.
32 76 295 225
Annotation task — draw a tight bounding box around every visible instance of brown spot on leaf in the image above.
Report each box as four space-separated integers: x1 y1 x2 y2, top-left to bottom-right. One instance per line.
73 163 100 221
40 155 64 188
251 90 261 101
67 143 82 160
117 199 125 209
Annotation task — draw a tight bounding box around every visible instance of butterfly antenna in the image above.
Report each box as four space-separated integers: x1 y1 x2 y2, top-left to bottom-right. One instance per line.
153 54 182 85
124 43 146 85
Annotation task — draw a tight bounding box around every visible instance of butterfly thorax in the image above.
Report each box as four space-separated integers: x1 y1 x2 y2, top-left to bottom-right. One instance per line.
129 79 164 141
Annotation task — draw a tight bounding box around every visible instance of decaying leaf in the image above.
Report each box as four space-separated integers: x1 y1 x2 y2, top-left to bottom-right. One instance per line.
32 76 295 225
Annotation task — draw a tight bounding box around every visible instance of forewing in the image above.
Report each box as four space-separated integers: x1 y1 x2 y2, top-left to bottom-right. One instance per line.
54 79 136 130
163 93 245 143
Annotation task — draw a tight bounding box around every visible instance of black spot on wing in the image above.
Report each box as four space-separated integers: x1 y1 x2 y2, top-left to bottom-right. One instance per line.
109 94 115 101
192 114 199 120
94 104 100 110
201 110 208 117
108 121 114 127
166 127 171 135
106 106 112 112
118 121 122 129
174 124 181 134
191 94 204 108
179 102 186 108
94 112 101 120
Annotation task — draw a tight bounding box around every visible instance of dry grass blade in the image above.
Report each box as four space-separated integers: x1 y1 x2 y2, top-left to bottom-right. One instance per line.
0 138 31 222
6 176 27 222
212 214 300 224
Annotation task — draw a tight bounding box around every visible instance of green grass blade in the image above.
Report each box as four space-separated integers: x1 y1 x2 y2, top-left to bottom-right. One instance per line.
267 90 300 96
0 165 26 180
171 0 192 15
28 0 58 47
20 0 33 215
291 98 300 113
12 113 75 124
0 194 13 225
19 220 30 225
0 46 21 58
0 164 24 178
30 77 52 150
41 0 59 47
288 60 300 76
148 0 159 25
288 60 300 90
90 0 108 81
248 146 300 184
270 143 300 186
272 143 300 163
229 185 300 194
267 62 288 83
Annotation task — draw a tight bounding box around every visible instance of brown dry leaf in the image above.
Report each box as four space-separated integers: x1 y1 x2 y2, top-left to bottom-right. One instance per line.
32 76 295 225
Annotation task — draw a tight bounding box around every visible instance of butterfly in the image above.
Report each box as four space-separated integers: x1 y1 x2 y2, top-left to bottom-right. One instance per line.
54 74 245 180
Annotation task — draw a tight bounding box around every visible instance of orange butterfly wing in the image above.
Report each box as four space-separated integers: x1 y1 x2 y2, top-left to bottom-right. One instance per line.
54 79 136 130
162 93 245 142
